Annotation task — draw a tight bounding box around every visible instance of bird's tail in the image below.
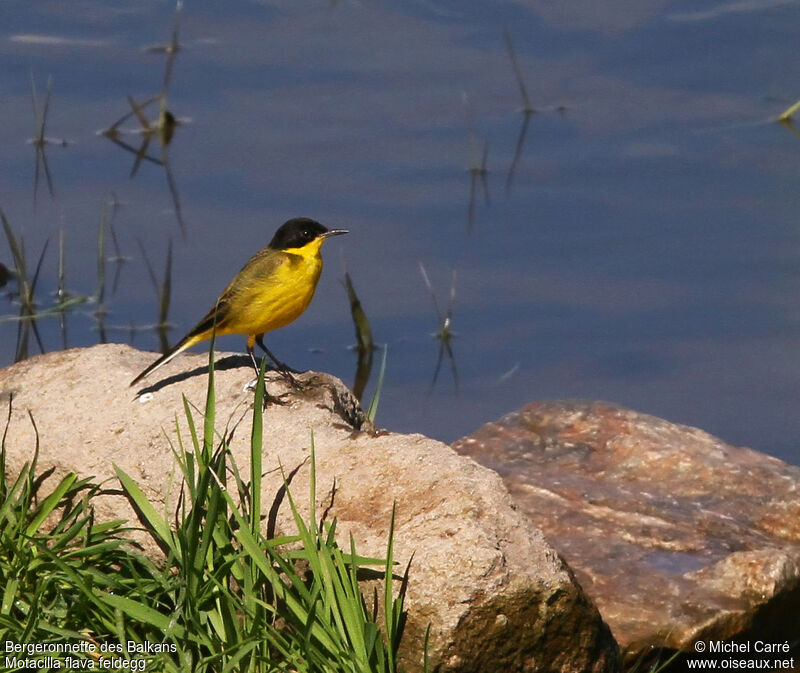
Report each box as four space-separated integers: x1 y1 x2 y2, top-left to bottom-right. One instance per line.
130 334 200 387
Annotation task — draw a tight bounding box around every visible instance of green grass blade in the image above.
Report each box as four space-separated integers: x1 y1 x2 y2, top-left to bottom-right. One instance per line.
96 201 107 305
343 271 374 352
161 238 172 326
1 579 19 616
97 592 183 634
384 503 399 668
203 301 220 460
1 209 27 282
25 472 77 536
367 345 388 422
779 99 800 122
250 356 267 535
114 464 178 557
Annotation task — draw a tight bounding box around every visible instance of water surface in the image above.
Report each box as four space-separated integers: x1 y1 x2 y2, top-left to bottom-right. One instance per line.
1 0 799 463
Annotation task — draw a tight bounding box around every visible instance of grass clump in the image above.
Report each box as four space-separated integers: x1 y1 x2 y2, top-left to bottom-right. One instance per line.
0 396 150 655
0 351 418 672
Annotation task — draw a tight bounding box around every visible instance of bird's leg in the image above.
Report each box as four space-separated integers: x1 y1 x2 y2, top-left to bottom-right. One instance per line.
246 336 288 406
247 340 260 378
255 335 307 390
255 335 303 374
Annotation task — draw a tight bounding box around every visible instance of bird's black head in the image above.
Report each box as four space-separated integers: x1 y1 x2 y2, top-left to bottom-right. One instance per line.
268 218 347 250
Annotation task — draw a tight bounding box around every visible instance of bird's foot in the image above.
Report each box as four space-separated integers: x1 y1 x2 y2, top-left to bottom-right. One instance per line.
272 361 304 375
276 369 316 392
244 378 291 407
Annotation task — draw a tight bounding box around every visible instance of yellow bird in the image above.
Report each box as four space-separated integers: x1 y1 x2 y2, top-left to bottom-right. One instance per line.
131 217 348 387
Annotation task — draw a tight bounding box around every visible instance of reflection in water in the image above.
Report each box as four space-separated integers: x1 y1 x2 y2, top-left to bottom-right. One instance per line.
14 242 48 362
1 211 48 362
27 73 72 208
101 94 161 169
463 93 490 232
100 96 188 239
467 139 489 232
93 197 140 344
100 2 189 238
419 262 459 394
93 201 110 344
0 263 13 289
143 1 184 94
507 112 532 197
779 118 800 141
504 27 535 117
502 28 568 195
137 238 174 355
90 196 141 345
0 215 92 358
342 271 375 401
105 197 132 297
503 28 535 196
53 225 93 351
777 99 800 141
55 226 69 349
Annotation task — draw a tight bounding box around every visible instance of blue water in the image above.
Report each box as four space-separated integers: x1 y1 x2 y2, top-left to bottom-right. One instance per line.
1 0 799 463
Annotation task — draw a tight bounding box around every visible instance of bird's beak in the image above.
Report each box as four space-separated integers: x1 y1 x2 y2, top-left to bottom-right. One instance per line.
324 229 349 238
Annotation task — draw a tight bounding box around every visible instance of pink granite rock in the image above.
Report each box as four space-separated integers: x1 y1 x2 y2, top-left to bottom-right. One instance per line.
452 400 800 665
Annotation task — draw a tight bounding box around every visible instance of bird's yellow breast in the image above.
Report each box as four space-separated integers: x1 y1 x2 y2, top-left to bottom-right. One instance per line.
220 237 325 337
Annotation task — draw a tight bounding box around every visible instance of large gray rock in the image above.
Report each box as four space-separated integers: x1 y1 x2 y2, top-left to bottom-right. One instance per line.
0 345 619 673
452 400 800 666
